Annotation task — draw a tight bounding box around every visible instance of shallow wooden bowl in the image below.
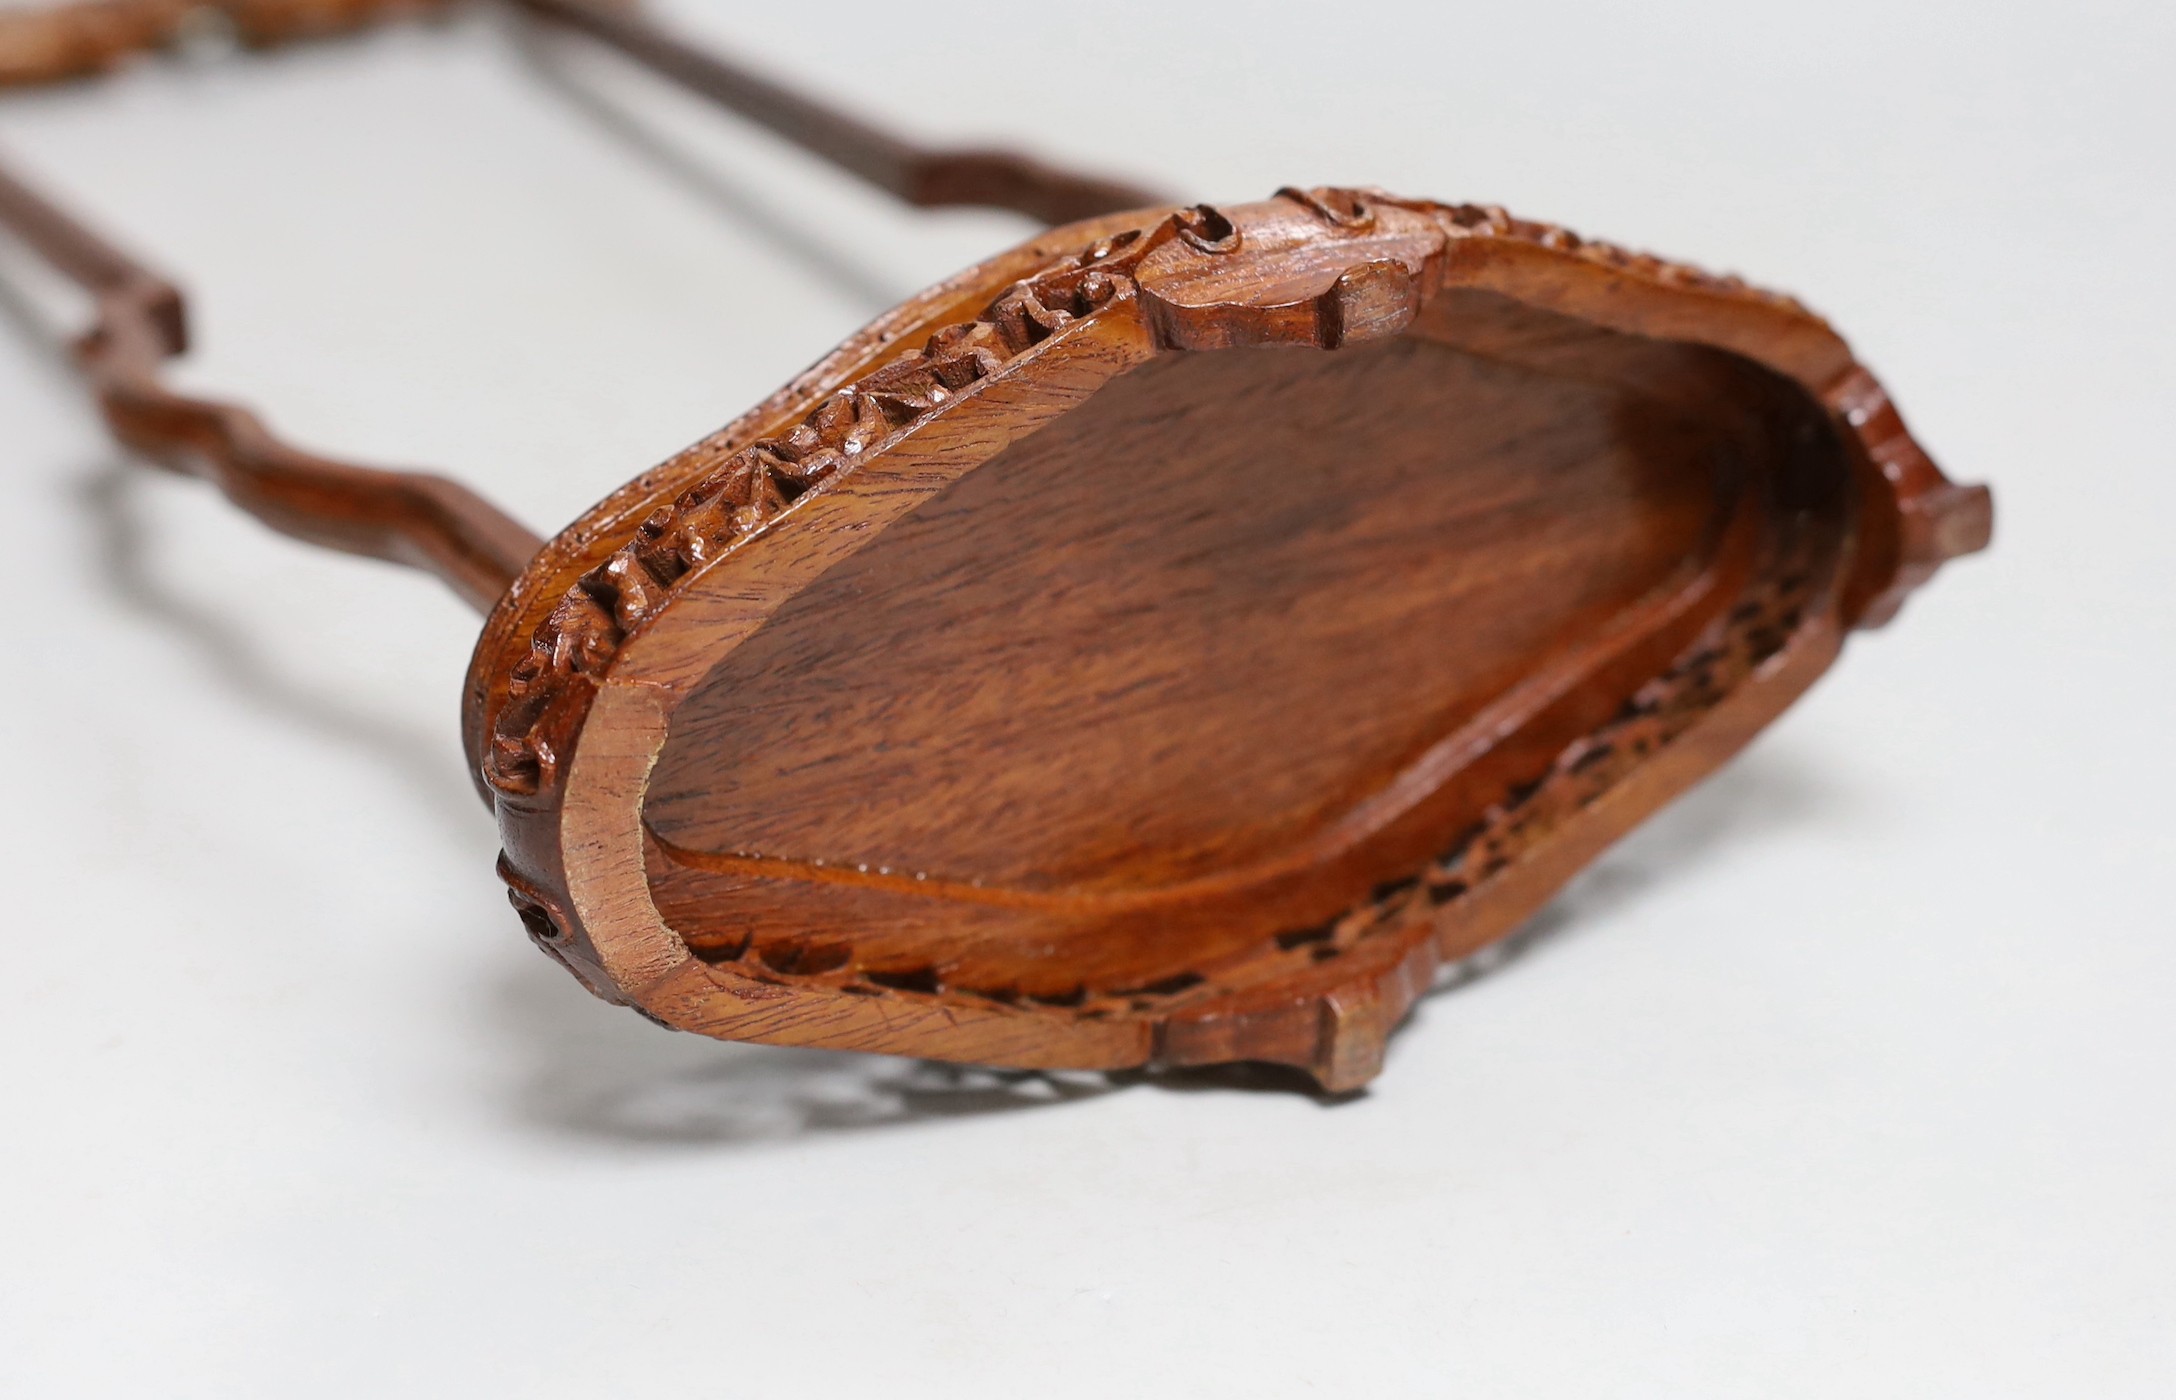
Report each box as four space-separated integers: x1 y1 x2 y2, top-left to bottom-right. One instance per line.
464 188 1989 1090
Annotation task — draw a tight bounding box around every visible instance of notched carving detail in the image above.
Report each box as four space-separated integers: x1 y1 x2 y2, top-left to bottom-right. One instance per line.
1173 203 1241 254
1433 198 1812 315
1426 537 1817 897
1319 260 1423 346
1223 526 1834 1040
484 255 1136 795
1826 365 1994 626
482 218 1197 799
670 520 1827 1032
497 850 626 1005
481 192 1841 802
1278 185 1376 231
468 184 1979 1090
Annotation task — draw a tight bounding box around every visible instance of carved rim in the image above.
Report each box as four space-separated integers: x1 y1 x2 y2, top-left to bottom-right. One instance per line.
468 190 1835 806
465 187 1991 1087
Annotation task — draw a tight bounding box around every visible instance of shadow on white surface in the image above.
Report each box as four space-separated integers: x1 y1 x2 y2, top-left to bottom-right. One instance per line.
495 967 1127 1146
7 196 1845 1152
1504 745 1837 962
489 753 1837 1148
504 13 907 316
74 460 485 841
0 237 492 835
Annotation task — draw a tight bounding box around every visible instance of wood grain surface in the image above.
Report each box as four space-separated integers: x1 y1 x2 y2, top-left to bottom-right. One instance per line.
470 190 1990 1089
0 0 1991 1092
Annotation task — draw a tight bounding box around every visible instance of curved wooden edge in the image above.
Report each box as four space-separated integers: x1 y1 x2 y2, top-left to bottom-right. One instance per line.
459 208 1163 794
1825 366 1994 627
1164 607 1852 1091
472 187 1990 1089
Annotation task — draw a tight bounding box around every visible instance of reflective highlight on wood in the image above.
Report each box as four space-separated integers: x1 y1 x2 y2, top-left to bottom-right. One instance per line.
1 1 1989 1091
468 192 1988 1090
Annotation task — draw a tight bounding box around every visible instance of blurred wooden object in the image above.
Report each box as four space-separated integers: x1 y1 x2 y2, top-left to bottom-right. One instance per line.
0 0 455 85
0 0 1988 1089
0 154 542 609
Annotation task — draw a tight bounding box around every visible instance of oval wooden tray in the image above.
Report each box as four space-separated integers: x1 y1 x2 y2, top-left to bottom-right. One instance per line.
465 189 1990 1090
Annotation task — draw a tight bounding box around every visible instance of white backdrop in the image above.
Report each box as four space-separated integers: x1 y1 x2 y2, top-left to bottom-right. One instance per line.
1 2 2169 1394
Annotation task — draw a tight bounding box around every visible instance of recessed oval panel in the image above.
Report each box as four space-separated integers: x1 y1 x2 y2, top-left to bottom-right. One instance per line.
645 307 1739 902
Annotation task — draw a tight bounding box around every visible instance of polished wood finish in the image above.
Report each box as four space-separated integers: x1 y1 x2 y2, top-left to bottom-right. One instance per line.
2 3 1990 1090
468 192 1989 1089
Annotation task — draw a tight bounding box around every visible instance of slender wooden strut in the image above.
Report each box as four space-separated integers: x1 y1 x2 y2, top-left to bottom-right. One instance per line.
0 155 545 611
512 0 1165 224
0 0 1167 610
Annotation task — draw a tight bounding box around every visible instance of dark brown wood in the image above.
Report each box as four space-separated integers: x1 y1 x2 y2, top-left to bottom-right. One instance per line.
467 192 1989 1090
514 0 1167 224
1 4 1991 1091
0 0 1162 609
0 151 541 610
1 0 1165 221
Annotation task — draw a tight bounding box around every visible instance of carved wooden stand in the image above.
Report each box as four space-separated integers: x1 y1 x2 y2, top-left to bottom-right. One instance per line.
0 1 1989 1090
